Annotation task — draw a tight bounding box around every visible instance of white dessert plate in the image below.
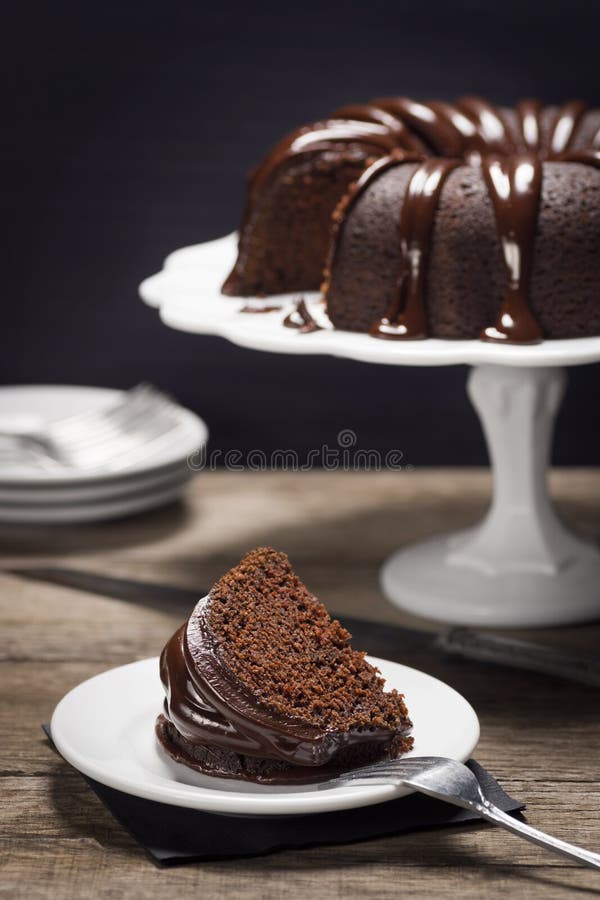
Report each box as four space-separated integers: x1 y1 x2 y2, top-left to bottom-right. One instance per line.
0 461 191 505
139 233 600 368
0 473 190 524
0 385 208 485
51 655 480 816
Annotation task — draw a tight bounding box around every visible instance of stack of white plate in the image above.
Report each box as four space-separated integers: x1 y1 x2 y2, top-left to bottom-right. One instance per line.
0 385 208 524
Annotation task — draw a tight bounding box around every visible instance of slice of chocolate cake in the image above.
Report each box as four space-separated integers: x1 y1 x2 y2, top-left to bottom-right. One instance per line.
156 548 413 784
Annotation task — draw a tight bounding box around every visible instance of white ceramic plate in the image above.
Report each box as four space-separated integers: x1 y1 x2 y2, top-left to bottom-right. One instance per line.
0 385 208 485
51 656 480 816
0 461 191 505
0 473 191 524
140 233 600 369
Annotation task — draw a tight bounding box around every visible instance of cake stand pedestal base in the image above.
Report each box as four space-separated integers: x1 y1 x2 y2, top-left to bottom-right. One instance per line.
382 364 600 627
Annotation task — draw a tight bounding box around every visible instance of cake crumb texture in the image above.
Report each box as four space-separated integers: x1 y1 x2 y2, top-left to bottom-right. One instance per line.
208 547 410 733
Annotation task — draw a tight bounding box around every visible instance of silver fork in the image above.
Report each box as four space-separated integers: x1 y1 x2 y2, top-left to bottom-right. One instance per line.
0 384 180 471
319 756 600 870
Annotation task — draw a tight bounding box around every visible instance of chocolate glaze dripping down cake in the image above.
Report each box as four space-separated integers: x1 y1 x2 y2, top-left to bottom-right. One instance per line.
223 96 600 343
157 548 413 784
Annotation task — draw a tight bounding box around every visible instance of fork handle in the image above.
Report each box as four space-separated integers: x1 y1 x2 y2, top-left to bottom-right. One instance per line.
475 800 600 870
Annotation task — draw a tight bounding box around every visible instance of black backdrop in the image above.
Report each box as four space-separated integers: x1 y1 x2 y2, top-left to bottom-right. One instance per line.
4 0 600 465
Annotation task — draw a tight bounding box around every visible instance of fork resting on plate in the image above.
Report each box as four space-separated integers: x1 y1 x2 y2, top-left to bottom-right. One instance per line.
0 383 180 472
320 756 600 870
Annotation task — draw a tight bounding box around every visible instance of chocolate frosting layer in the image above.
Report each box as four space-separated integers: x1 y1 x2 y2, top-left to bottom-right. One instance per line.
159 596 402 769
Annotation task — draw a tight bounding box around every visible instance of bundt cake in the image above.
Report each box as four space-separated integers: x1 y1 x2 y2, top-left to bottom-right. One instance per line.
222 97 600 343
156 547 413 784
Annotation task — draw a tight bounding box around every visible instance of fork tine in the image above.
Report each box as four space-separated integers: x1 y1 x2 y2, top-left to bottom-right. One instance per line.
44 383 158 431
1 383 185 472
63 423 184 471
54 403 178 453
52 389 173 444
317 756 440 790
48 385 170 432
45 388 181 467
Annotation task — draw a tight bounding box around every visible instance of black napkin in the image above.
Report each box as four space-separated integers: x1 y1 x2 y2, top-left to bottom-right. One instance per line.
43 725 523 866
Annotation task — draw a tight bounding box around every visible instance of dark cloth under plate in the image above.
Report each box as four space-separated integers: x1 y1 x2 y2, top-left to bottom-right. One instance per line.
43 725 523 867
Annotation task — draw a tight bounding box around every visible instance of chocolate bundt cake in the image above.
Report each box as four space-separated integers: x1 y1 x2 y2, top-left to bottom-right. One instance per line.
157 548 413 784
223 97 600 343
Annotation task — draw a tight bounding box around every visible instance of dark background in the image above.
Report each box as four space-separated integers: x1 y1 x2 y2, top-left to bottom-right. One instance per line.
4 0 600 465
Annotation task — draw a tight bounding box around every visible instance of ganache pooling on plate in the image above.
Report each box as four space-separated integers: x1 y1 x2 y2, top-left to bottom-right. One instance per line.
157 548 413 784
224 97 600 344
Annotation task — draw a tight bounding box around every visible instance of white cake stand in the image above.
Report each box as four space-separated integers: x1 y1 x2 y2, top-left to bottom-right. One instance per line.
140 234 600 627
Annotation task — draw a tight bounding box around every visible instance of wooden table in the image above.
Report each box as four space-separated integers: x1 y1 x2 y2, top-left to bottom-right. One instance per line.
1 469 600 899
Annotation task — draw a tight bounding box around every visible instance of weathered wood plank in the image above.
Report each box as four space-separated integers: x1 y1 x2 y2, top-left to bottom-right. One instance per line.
3 837 600 900
2 774 599 852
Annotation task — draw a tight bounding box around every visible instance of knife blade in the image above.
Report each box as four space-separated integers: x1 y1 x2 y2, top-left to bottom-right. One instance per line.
7 566 199 615
7 566 600 687
437 628 600 688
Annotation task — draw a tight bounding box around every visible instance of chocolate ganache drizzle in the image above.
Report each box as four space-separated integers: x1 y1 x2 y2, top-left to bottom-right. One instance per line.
370 158 461 340
254 96 599 344
158 595 398 777
283 297 322 333
480 154 543 343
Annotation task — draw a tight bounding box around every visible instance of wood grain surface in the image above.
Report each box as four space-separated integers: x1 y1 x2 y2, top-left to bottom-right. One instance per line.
1 469 599 899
